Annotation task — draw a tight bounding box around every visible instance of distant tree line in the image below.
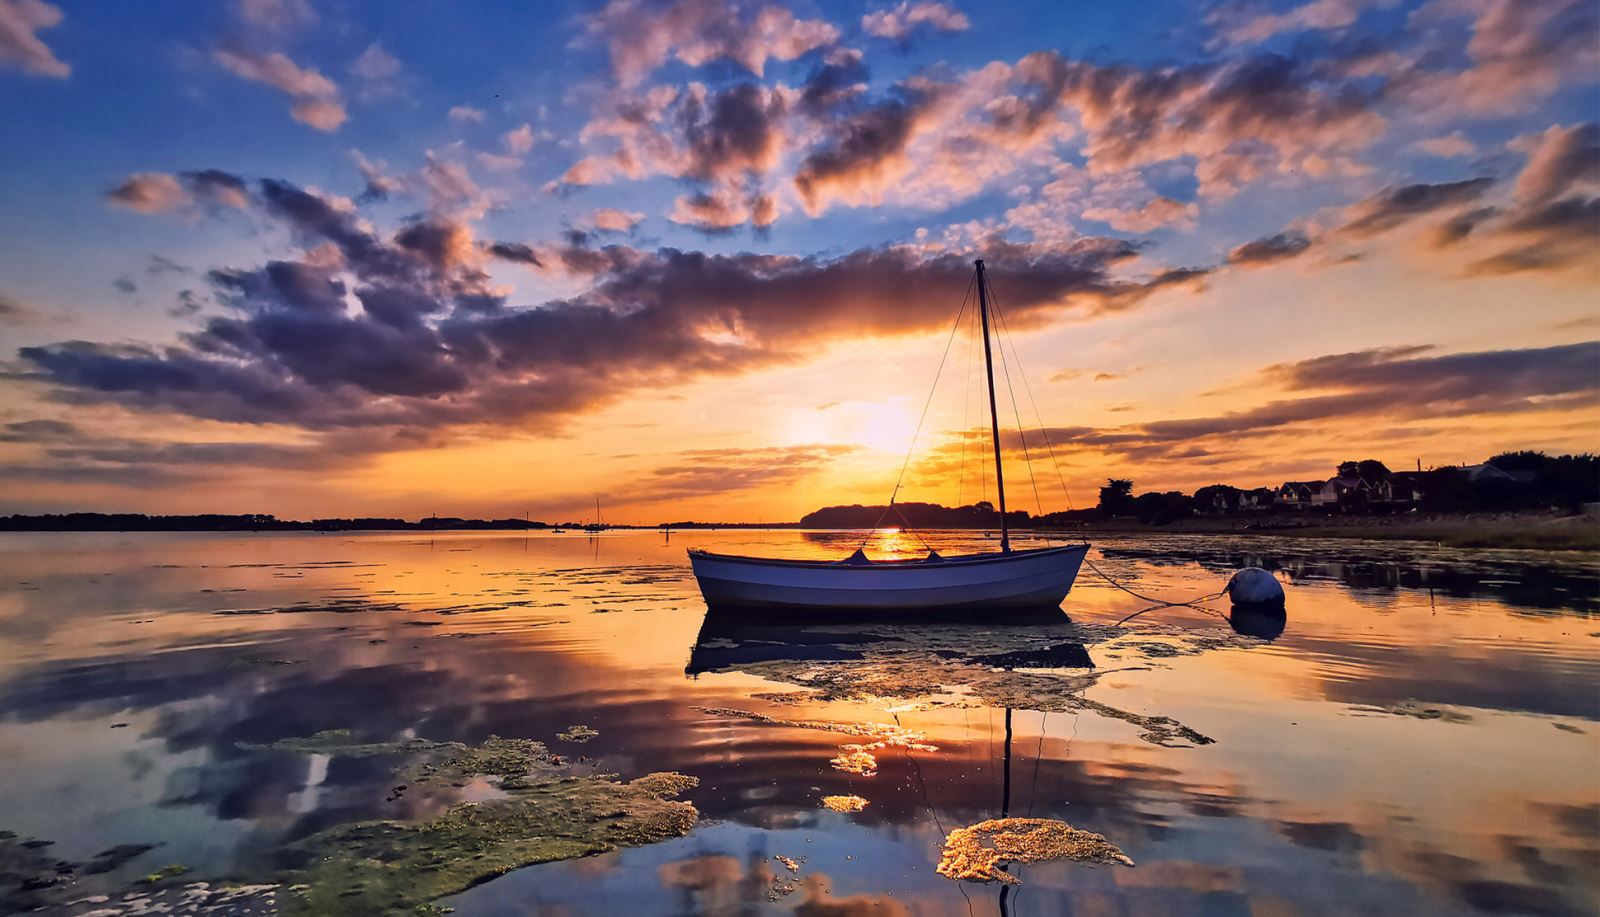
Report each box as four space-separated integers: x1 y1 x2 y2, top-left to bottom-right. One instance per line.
1084 451 1600 524
801 451 1598 530
0 513 557 532
798 501 1032 529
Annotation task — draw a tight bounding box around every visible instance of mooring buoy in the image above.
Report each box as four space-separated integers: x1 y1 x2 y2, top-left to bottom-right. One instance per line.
1225 566 1285 608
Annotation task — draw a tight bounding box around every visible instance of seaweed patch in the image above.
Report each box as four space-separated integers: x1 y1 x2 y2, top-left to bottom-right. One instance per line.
234 733 699 915
829 747 879 776
936 818 1133 885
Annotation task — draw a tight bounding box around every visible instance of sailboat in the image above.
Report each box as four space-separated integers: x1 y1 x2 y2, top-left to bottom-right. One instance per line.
583 497 607 533
688 260 1089 613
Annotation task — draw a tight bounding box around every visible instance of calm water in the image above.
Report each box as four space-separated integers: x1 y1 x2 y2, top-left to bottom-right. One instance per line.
0 530 1596 915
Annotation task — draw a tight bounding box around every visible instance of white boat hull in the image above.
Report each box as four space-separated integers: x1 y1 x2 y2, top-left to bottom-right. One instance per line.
688 543 1089 612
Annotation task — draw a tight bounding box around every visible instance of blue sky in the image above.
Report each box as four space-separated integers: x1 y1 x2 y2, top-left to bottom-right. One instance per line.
0 0 1595 519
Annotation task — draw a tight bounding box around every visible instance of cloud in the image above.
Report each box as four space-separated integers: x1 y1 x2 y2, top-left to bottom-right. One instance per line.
349 150 400 202
794 90 930 215
349 42 404 99
237 0 315 30
350 42 399 82
1142 342 1599 443
419 150 491 218
500 123 531 155
1394 0 1599 117
1226 230 1312 266
448 105 486 123
104 173 189 214
1208 0 1395 46
0 293 55 326
104 170 251 214
1338 177 1495 237
592 208 644 232
1463 197 1600 276
793 48 1387 218
17 176 1206 436
215 45 347 131
476 151 524 173
564 81 789 229
797 47 869 117
1081 196 1197 233
862 2 970 43
586 0 839 87
618 444 860 504
181 169 251 209
668 188 777 231
0 0 68 78
1510 122 1600 205
0 418 78 442
1384 124 1600 276
1001 342 1600 462
1410 132 1476 158
1428 205 1498 247
485 241 543 267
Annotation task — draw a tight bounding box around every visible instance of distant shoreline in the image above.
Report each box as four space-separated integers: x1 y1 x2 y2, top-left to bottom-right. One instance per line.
1 509 1593 551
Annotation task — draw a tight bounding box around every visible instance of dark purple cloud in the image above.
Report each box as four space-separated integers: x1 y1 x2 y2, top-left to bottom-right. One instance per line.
16 177 1204 436
1226 230 1311 266
981 342 1600 462
1340 178 1497 237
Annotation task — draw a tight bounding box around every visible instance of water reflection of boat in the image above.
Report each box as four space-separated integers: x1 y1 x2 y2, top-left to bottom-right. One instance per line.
685 605 1090 677
690 260 1089 614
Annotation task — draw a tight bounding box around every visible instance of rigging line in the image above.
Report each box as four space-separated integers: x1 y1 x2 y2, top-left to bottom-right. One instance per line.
984 271 1047 541
890 503 937 554
1046 705 1082 816
889 271 975 507
1026 710 1048 818
957 298 979 509
987 290 1075 514
893 711 948 834
860 272 973 552
891 713 972 917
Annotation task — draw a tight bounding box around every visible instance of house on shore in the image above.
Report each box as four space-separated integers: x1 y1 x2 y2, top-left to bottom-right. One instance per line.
1313 476 1372 507
1239 487 1276 510
1375 471 1426 505
1276 481 1322 508
1462 463 1536 484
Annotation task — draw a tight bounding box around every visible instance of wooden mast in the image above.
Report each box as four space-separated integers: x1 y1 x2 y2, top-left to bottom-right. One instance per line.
976 259 1010 553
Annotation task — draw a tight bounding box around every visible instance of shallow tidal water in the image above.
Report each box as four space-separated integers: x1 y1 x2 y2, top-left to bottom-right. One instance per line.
0 529 1596 915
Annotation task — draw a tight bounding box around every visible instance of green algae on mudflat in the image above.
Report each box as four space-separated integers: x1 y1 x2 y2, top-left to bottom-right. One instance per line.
240 728 459 758
256 733 698 916
281 772 697 916
141 863 190 884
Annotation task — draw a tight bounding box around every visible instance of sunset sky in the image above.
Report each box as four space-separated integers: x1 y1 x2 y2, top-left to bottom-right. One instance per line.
0 0 1596 523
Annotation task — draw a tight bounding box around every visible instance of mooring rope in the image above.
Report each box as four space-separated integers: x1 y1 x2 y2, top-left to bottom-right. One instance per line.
1084 555 1228 623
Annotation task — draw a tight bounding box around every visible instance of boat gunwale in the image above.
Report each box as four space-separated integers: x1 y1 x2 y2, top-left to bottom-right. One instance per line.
687 542 1089 570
